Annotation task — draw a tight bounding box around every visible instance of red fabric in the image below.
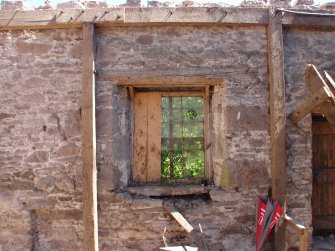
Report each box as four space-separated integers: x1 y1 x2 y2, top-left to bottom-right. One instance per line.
263 202 284 245
256 196 267 251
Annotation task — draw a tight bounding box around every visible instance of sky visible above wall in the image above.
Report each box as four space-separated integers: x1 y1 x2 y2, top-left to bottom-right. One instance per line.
27 0 332 8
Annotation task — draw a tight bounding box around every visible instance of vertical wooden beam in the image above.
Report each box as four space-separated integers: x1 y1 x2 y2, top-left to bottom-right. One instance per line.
299 230 309 251
204 86 211 181
129 87 135 182
267 9 287 251
81 22 98 251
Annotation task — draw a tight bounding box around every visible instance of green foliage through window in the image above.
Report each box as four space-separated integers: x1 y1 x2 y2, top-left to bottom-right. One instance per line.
161 96 205 180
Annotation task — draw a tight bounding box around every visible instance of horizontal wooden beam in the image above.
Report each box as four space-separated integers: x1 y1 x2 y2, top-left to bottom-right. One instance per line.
125 185 211 197
0 7 268 30
111 76 223 87
282 12 335 28
0 8 334 30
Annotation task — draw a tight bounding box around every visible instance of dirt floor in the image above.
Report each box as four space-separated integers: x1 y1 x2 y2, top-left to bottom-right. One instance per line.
313 234 335 251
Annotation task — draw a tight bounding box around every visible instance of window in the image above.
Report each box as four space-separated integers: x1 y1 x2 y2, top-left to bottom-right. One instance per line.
132 89 210 184
161 95 204 180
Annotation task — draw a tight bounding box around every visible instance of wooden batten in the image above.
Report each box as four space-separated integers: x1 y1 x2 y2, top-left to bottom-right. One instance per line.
289 66 335 124
304 65 335 129
289 86 334 124
267 9 286 251
81 23 99 251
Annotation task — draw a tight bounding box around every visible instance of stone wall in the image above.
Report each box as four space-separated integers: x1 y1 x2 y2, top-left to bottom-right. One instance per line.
95 25 270 250
0 9 334 251
0 28 83 250
283 27 335 247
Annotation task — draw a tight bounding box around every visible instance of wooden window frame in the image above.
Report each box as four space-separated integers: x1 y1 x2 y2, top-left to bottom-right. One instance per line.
129 86 212 185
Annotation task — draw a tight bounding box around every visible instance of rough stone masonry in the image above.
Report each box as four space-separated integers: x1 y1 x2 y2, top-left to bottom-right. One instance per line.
0 1 335 251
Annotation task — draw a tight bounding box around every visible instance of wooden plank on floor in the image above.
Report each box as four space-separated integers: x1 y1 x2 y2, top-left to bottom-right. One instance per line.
267 9 286 251
81 22 98 251
134 92 149 182
164 203 208 251
147 92 162 182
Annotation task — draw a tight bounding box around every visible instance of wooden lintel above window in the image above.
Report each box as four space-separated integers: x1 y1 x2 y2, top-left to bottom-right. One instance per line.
101 75 223 87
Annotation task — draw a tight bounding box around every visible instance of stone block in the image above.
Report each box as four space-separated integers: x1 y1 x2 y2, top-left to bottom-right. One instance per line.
24 151 49 163
53 144 80 158
64 110 81 137
129 198 163 209
226 105 268 131
240 0 268 6
36 208 82 221
56 0 85 9
269 0 292 7
0 113 16 120
35 175 56 190
209 189 241 203
22 93 45 103
25 76 48 88
85 0 109 8
10 179 35 191
15 41 52 54
55 176 75 191
21 197 57 209
0 0 29 10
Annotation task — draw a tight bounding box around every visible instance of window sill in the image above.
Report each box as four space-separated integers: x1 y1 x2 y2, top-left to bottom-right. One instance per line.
124 185 212 197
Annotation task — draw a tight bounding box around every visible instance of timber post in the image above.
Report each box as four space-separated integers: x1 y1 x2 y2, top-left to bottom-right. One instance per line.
81 22 99 251
267 8 287 251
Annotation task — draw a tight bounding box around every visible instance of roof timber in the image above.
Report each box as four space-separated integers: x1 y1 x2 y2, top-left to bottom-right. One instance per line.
0 7 268 30
282 12 335 29
0 7 334 30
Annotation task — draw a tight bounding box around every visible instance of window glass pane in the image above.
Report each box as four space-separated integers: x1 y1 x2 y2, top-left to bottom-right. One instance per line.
172 109 182 122
183 150 204 178
173 123 183 138
161 122 169 138
183 123 203 138
172 150 183 179
161 139 169 150
161 149 170 179
184 107 204 122
172 97 181 108
161 95 205 180
183 138 204 151
162 97 170 122
183 97 203 109
173 140 183 151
